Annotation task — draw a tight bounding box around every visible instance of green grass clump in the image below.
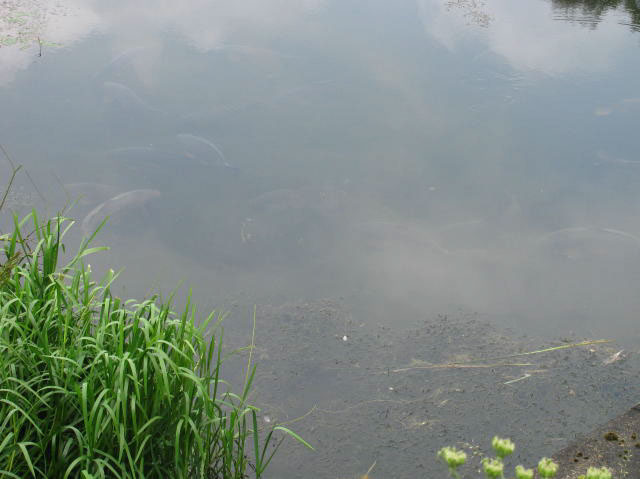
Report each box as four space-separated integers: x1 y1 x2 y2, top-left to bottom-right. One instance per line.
0 211 310 478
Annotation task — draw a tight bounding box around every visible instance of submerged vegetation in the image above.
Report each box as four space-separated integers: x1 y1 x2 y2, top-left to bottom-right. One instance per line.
0 163 310 477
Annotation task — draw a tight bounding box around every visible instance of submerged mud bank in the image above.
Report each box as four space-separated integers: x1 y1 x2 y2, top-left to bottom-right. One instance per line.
224 299 639 479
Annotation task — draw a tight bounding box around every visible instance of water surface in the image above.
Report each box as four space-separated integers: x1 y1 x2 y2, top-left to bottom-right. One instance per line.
1 0 640 476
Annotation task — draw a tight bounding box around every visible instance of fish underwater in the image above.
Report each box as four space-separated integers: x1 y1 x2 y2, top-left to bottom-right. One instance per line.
81 189 161 235
102 81 166 116
177 133 238 170
92 45 155 80
106 143 223 169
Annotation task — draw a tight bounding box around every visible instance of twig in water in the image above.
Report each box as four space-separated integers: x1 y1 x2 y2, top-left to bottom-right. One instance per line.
0 145 22 212
391 362 534 373
0 144 46 206
485 339 612 361
361 460 376 479
504 373 531 385
503 369 547 385
23 166 46 203
277 405 317 427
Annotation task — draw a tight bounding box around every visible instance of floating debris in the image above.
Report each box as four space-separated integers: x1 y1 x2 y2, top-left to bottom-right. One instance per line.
603 350 626 365
360 460 376 479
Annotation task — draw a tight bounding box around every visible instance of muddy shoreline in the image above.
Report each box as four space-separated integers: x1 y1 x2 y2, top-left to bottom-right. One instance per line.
221 299 639 478
551 404 640 478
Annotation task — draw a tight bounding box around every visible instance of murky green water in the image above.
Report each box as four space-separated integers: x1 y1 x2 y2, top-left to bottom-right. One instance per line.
1 0 640 476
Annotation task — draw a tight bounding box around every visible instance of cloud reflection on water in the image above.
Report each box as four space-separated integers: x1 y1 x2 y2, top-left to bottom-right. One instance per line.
0 0 326 86
1 0 640 345
418 0 631 75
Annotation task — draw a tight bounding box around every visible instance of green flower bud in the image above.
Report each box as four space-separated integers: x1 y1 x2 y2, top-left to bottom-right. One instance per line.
586 466 612 479
491 436 515 458
515 465 534 479
438 446 467 470
482 457 504 479
538 458 558 478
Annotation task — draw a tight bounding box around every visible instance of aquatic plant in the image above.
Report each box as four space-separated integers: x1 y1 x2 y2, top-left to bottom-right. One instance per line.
581 466 613 479
0 209 311 478
438 446 467 478
438 436 612 479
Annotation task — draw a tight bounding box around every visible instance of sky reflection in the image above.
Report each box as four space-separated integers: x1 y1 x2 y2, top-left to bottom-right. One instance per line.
1 0 640 344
